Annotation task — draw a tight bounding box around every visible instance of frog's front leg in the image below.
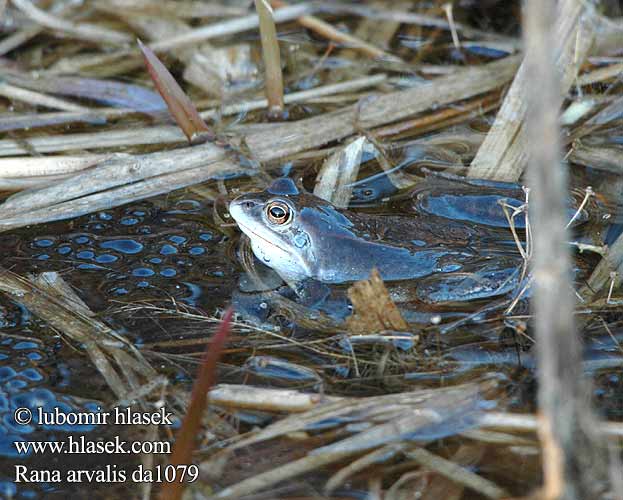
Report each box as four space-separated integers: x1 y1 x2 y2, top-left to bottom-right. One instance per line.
413 257 523 304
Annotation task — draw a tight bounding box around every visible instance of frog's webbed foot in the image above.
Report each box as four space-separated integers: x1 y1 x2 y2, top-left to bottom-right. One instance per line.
415 262 522 304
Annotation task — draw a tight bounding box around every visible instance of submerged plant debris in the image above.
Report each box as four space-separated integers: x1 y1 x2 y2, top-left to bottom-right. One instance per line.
0 0 622 499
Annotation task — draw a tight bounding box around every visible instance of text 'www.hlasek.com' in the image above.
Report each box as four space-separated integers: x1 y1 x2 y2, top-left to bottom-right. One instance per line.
11 405 199 484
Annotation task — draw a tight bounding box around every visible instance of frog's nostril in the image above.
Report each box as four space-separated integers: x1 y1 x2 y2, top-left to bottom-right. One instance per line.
243 201 254 209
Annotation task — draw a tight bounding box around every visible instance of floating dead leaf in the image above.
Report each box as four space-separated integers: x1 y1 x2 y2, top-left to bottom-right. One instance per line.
346 268 409 333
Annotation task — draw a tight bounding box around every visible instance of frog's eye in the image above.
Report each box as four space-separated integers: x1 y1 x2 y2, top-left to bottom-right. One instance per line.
266 201 292 225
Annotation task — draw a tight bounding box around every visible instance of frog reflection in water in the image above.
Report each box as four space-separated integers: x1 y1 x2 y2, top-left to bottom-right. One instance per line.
229 178 523 303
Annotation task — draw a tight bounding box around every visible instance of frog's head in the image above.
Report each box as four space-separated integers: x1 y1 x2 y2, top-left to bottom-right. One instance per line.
229 178 323 282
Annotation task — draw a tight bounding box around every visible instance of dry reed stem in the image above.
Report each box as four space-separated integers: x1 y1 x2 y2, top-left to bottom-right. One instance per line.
0 155 111 178
246 55 520 162
149 2 313 52
467 0 595 181
524 0 608 497
208 381 497 499
0 142 247 232
255 0 285 117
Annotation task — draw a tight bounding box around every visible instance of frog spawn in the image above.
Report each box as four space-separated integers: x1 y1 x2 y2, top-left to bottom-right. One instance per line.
0 197 237 496
0 330 101 497
1 199 235 307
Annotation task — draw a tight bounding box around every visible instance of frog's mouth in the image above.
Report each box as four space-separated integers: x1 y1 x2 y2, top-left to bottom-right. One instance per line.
235 220 285 253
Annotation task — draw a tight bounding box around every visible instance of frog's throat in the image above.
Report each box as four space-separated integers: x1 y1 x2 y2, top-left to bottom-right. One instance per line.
236 220 286 253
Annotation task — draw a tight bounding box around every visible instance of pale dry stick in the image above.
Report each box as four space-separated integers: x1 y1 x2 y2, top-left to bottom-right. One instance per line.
0 1 75 55
524 0 609 498
97 0 247 18
500 195 530 262
209 382 623 440
0 269 155 399
0 154 111 178
255 0 285 117
209 382 493 499
0 82 91 112
0 23 41 55
210 449 354 500
467 0 595 181
565 186 593 228
598 316 623 356
538 413 565 499
443 3 461 50
568 241 607 256
505 184 597 314
568 141 623 174
208 384 335 413
149 3 312 52
10 0 131 45
480 412 623 437
40 3 313 75
581 232 623 300
270 0 401 63
0 108 132 133
404 447 507 500
0 160 243 232
606 272 619 305
0 173 102 191
201 74 387 119
0 142 232 216
324 444 409 494
576 62 623 86
1 56 514 160
0 125 186 157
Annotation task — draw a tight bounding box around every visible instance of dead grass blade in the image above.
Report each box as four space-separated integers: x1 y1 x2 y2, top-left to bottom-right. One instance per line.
160 308 233 500
138 39 214 144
